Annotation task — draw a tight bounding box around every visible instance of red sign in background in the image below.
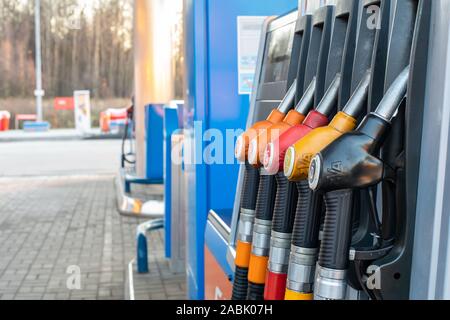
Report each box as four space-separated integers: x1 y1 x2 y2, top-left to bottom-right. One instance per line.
54 97 74 110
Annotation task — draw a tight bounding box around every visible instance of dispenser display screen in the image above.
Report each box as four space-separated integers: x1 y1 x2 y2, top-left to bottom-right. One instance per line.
260 23 295 84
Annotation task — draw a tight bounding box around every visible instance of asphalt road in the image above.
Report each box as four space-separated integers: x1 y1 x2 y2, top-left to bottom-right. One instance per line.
0 139 123 177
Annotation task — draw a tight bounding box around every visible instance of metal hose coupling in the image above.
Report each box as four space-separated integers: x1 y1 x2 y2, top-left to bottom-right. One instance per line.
248 219 272 286
251 219 272 258
264 231 292 300
285 246 318 300
237 209 256 243
314 267 347 300
268 231 292 274
233 209 256 301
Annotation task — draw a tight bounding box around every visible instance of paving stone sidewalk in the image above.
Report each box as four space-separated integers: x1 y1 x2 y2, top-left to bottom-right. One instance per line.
0 175 185 300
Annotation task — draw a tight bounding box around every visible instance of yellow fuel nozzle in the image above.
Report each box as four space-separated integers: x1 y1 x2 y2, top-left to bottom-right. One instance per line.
284 112 357 181
283 70 373 181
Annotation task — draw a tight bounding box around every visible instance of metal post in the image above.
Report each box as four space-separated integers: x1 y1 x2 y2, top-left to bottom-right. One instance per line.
410 0 450 300
34 0 43 122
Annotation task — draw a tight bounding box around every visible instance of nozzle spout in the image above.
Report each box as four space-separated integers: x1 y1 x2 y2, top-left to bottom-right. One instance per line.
316 74 342 116
277 79 298 114
342 71 372 118
295 78 316 115
374 65 410 122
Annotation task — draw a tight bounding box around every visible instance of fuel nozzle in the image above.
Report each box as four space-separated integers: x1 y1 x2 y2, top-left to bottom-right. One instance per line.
233 81 300 299
309 66 409 192
263 75 341 300
310 66 410 301
263 74 342 175
278 72 372 300
247 79 312 167
236 80 298 162
245 76 317 298
283 71 372 181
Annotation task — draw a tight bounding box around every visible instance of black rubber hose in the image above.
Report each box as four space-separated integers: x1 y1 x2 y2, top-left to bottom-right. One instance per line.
121 117 136 167
247 282 265 301
231 266 249 300
272 173 299 233
291 180 323 249
255 173 277 221
318 189 354 270
381 179 397 243
240 163 261 211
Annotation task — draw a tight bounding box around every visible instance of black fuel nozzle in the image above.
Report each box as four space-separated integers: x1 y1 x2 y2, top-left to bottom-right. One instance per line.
311 66 410 301
308 114 388 192
309 66 409 193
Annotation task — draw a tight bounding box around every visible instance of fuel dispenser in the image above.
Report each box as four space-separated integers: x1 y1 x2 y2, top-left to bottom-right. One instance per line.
249 0 372 300
126 0 447 302
233 6 337 300
184 0 299 300
232 10 304 300
177 0 450 301
283 0 427 300
249 2 351 300
282 0 385 299
264 0 363 300
226 0 434 301
309 0 427 300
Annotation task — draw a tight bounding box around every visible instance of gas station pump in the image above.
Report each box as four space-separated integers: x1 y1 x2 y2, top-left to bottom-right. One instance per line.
184 0 299 300
282 0 385 299
181 0 450 301
119 0 448 302
232 0 349 301
224 0 435 301
233 6 336 300
310 0 427 300
232 10 303 300
264 0 363 300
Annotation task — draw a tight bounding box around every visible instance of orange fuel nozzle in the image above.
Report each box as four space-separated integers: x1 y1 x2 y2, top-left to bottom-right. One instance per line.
235 80 299 162
247 79 317 167
235 109 286 162
247 110 305 167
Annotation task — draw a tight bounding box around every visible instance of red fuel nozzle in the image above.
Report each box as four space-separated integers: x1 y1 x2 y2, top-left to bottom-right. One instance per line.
263 110 329 175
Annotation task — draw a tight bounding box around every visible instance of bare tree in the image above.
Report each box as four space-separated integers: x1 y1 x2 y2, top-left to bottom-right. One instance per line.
0 0 134 99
